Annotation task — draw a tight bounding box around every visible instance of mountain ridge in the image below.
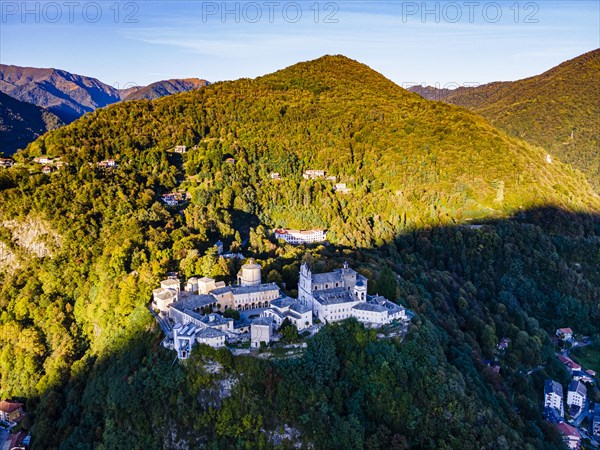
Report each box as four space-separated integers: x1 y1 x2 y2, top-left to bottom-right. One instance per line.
409 49 600 190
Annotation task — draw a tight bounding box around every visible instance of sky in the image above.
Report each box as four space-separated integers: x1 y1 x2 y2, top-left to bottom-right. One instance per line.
0 1 598 89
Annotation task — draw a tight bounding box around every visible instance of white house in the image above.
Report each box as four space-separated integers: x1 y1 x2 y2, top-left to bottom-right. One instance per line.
251 316 273 348
544 380 564 416
567 380 586 412
274 229 327 245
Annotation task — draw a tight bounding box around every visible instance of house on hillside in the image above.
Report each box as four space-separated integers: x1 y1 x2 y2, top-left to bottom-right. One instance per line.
556 423 581 450
593 404 600 436
544 380 564 416
0 158 14 168
556 328 573 340
303 169 325 180
558 355 581 373
174 145 187 153
566 380 586 416
0 400 24 421
269 172 280 180
42 166 54 175
274 228 327 245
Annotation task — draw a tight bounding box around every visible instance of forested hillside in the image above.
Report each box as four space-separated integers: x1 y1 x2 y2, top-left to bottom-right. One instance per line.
0 55 599 449
410 49 600 191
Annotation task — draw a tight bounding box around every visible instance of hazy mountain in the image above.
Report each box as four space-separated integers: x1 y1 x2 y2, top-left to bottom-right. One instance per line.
0 91 63 155
0 64 122 123
121 78 210 101
409 49 600 190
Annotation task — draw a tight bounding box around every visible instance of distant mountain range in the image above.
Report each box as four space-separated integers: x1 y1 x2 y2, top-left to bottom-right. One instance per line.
0 64 210 154
121 78 209 101
0 65 123 124
409 49 600 190
0 91 63 155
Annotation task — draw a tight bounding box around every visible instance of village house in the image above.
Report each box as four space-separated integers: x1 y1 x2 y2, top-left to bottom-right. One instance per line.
173 145 187 153
497 337 510 351
572 370 594 383
274 228 327 245
0 158 14 168
303 169 326 180
299 262 406 325
566 380 586 416
333 183 351 194
558 355 581 373
269 172 281 180
0 400 24 422
33 156 53 165
593 404 600 436
215 240 224 255
544 379 564 416
556 328 574 340
556 423 581 450
97 159 117 168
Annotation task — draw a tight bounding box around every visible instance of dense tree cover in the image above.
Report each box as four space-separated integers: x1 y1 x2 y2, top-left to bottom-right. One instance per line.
0 55 598 449
435 49 600 191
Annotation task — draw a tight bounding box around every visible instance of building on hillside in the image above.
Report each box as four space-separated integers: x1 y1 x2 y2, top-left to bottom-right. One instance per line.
262 296 313 330
299 262 405 325
274 228 327 245
174 145 187 153
0 158 14 168
556 328 573 340
593 404 600 436
303 169 325 180
269 172 280 180
558 355 581 373
33 157 53 165
251 316 273 348
334 183 351 193
97 159 117 168
215 240 224 255
572 371 594 383
497 337 510 350
42 166 54 174
352 295 406 325
566 380 586 415
556 423 581 450
544 380 564 416
0 400 24 421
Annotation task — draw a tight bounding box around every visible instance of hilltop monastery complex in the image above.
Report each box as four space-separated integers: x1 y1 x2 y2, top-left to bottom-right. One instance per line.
153 261 408 360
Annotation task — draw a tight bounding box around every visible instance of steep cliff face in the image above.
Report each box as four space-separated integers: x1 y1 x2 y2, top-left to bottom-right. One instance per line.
0 217 62 272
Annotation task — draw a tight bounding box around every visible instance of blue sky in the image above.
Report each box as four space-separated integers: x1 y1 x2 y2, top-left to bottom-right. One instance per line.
1 1 598 89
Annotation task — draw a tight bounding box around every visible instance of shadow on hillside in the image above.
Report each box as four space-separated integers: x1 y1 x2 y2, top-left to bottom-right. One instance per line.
25 205 600 449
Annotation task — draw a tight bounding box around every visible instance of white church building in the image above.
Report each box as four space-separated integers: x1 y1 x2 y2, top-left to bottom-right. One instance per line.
298 262 406 325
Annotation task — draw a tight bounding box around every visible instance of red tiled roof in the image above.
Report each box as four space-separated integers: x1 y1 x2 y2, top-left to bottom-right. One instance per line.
0 400 23 413
556 422 580 438
557 328 573 334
